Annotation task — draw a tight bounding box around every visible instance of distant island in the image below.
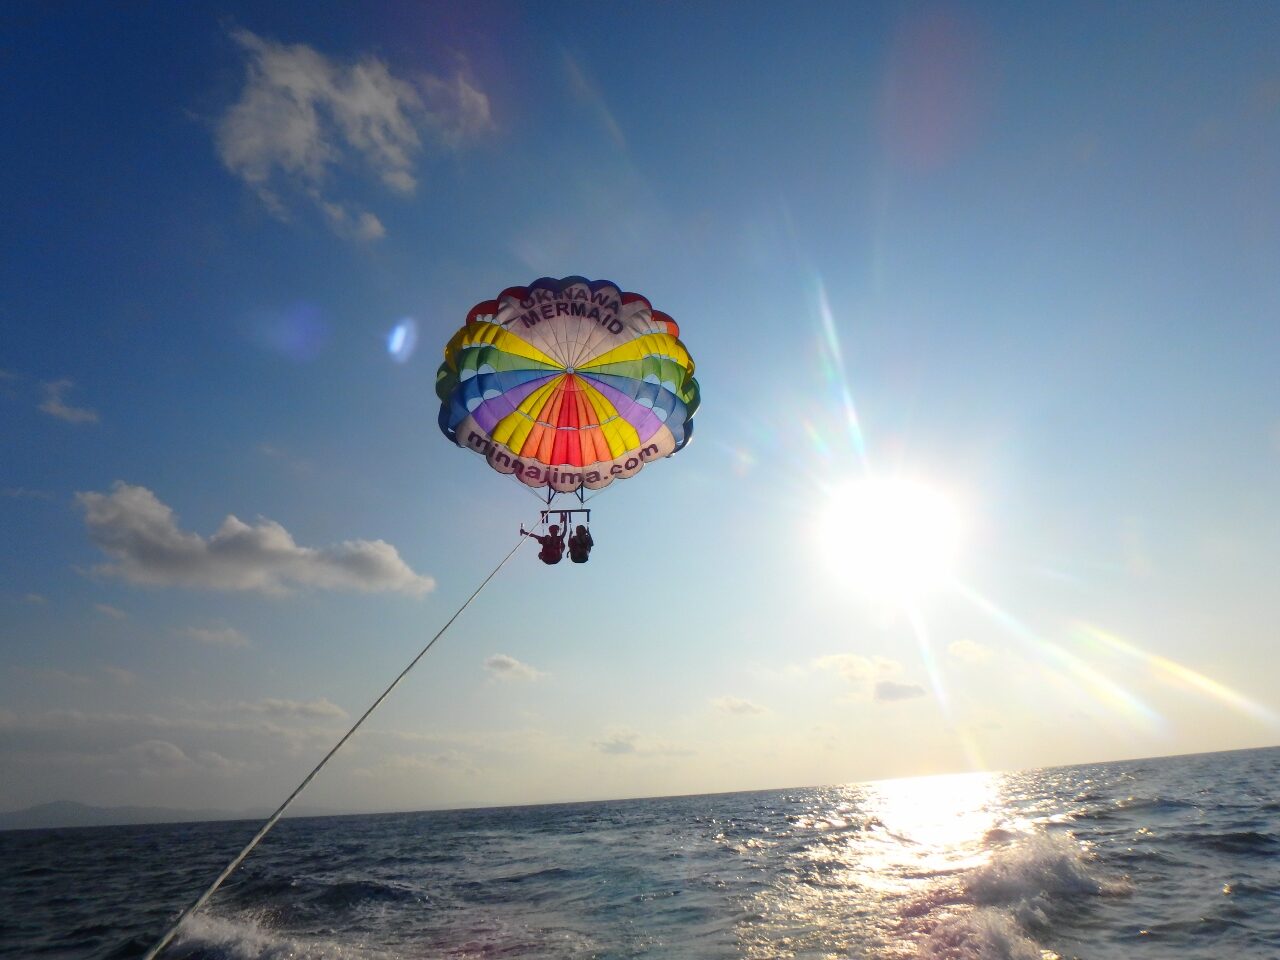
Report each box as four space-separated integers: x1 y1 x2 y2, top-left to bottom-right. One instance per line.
0 800 336 831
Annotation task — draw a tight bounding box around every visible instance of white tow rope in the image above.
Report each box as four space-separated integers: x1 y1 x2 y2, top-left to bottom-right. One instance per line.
141 531 530 960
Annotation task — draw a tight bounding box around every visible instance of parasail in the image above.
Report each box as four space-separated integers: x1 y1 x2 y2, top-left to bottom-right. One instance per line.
437 277 699 494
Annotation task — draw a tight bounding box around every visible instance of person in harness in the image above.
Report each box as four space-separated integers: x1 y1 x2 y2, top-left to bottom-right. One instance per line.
568 524 593 563
521 523 565 564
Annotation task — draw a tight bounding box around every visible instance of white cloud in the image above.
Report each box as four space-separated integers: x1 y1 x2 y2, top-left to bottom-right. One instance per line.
483 653 545 682
0 707 331 768
23 593 47 604
812 653 902 683
236 697 350 721
814 654 927 704
257 442 312 474
11 665 137 686
95 603 127 620
874 680 927 702
216 29 492 240
39 379 99 424
77 483 433 595
182 625 249 648
562 52 625 149
594 730 638 755
710 696 766 715
114 740 248 777
121 738 193 774
591 729 694 758
3 487 54 500
948 639 993 663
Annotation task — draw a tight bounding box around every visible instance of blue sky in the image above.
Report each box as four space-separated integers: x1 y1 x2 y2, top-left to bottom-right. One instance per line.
2 2 1279 814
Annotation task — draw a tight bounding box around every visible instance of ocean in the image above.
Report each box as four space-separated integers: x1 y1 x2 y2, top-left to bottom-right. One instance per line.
2 746 1277 960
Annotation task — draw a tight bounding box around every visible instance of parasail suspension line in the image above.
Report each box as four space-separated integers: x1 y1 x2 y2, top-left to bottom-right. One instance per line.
141 528 533 960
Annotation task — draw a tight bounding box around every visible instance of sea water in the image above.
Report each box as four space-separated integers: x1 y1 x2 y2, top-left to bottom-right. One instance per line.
2 746 1277 959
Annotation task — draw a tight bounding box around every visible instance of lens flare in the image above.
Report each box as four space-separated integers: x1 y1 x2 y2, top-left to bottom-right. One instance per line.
1073 623 1280 727
812 277 868 467
956 584 1163 733
387 318 418 363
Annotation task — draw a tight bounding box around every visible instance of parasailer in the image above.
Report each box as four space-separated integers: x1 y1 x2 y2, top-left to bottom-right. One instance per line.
436 277 699 562
568 524 593 563
520 523 565 564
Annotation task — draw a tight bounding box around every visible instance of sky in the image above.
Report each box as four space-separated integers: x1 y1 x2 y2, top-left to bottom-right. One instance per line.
2 1 1279 816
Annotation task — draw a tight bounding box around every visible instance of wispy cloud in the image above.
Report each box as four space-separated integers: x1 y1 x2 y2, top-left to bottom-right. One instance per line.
812 653 902 683
483 653 546 682
12 664 138 686
710 696 767 715
948 639 993 663
234 697 349 720
594 730 638 755
2 488 55 501
873 680 927 702
182 625 249 648
115 739 248 777
95 603 127 620
562 51 625 149
591 729 694 758
78 483 434 595
39 379 99 424
216 29 492 240
23 593 47 604
813 653 927 704
257 441 312 474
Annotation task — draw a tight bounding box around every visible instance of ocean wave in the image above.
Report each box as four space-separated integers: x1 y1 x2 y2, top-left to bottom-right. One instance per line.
919 908 1045 960
1172 829 1278 856
909 829 1128 960
966 831 1129 906
168 912 389 960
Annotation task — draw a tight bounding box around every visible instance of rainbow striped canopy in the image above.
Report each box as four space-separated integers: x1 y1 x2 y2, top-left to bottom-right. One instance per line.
437 277 699 492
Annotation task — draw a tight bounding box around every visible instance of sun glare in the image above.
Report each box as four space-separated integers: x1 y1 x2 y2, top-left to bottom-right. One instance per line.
816 477 965 601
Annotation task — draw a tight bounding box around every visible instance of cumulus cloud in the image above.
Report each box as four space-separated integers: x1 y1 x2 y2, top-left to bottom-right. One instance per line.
95 603 127 620
39 379 99 424
182 625 250 648
483 654 545 682
874 680 928 702
77 483 433 595
710 696 766 715
216 29 492 239
948 639 993 663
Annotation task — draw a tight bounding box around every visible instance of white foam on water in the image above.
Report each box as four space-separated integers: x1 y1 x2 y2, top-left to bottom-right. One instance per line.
913 829 1129 959
919 908 1044 960
174 912 391 960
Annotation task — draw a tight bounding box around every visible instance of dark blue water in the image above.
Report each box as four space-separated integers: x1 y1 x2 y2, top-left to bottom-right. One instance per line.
2 747 1277 959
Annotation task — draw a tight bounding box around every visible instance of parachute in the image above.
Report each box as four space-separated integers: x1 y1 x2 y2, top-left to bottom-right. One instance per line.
437 277 699 495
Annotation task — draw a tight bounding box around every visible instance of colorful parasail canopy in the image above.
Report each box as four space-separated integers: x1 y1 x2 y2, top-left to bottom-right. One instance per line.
437 277 700 493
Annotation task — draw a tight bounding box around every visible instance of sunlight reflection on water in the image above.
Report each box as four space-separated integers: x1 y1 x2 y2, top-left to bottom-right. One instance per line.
739 771 1022 959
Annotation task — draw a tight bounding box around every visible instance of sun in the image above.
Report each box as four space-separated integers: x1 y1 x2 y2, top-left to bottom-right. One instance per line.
814 476 965 601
